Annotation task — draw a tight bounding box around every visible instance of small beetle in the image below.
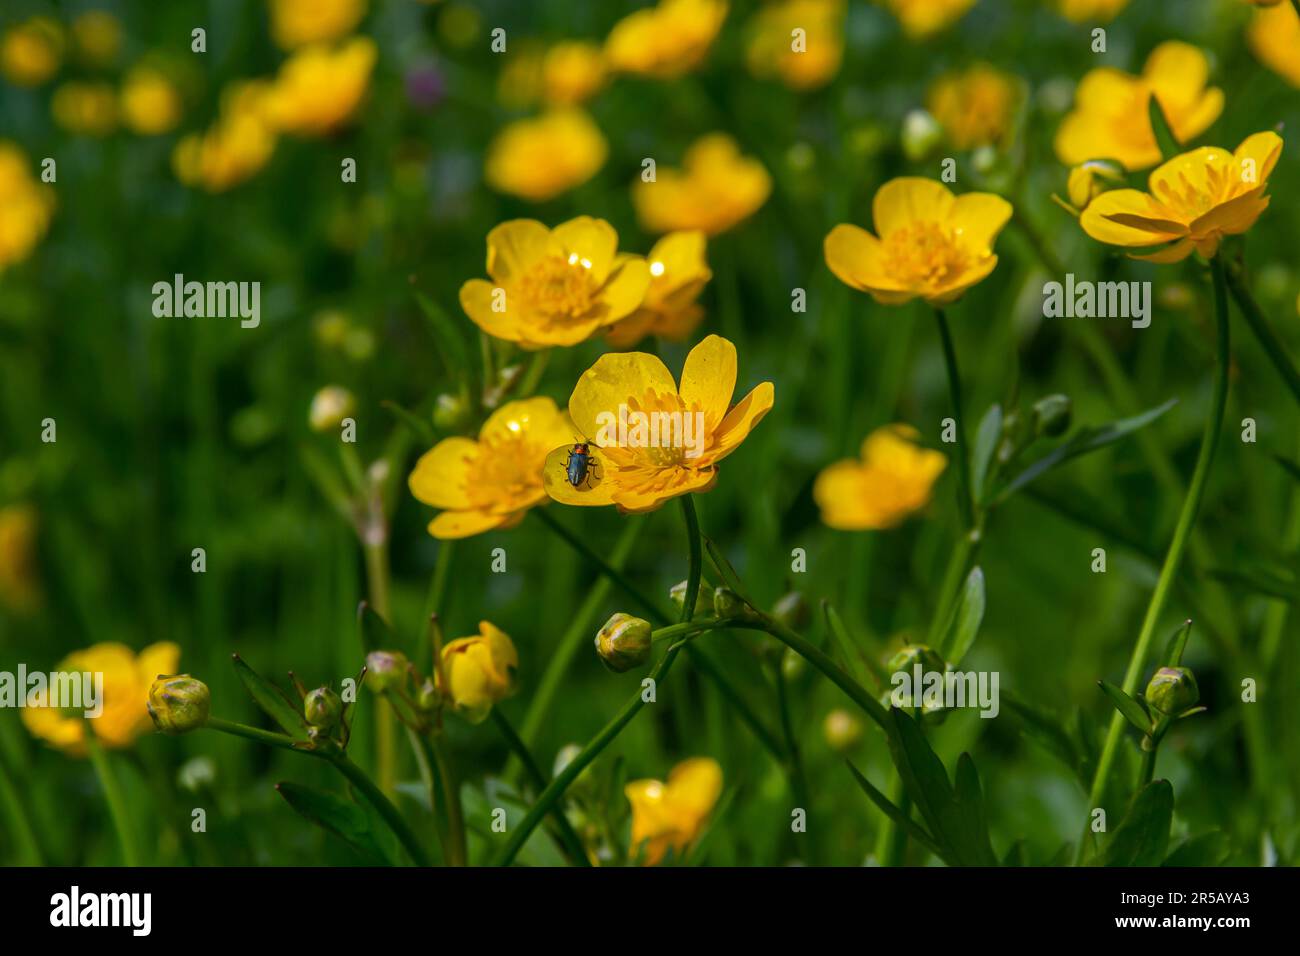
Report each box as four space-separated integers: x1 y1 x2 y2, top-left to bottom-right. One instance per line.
564 442 601 489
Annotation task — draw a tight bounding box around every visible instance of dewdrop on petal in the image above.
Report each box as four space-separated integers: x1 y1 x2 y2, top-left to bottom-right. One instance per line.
147 675 211 735
304 686 343 729
1145 666 1199 716
595 613 653 673
309 385 355 433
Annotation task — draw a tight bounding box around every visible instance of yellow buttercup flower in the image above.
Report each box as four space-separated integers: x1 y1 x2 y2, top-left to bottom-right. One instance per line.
21 642 181 756
409 397 579 538
927 64 1019 151
438 621 518 723
120 67 183 135
71 11 122 66
625 756 722 865
1054 0 1129 21
1066 159 1125 212
0 504 42 613
1248 2 1300 88
1 17 63 87
881 0 977 39
1054 41 1224 171
632 133 771 236
0 143 56 270
543 42 606 105
606 231 712 348
484 109 607 202
543 334 775 514
51 81 118 137
824 177 1012 306
269 0 367 50
814 425 947 530
263 37 376 136
605 0 728 79
459 217 650 349
1079 132 1283 263
745 0 845 91
173 82 277 192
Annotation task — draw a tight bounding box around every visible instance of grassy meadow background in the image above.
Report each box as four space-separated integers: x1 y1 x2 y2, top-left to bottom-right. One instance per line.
1 0 1298 866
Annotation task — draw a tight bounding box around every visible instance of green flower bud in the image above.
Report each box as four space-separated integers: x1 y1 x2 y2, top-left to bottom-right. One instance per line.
308 386 355 433
771 591 810 630
304 686 343 729
901 109 942 162
1145 666 1199 716
595 612 653 673
884 644 947 716
364 650 410 693
147 675 211 735
433 393 471 432
712 587 751 621
823 708 863 753
1031 394 1072 438
670 579 713 617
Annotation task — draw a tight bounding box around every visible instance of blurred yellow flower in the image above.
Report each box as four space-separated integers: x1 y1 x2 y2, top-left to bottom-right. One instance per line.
1248 2 1300 88
1 17 63 87
120 67 183 135
484 109 607 201
882 0 977 39
543 335 774 513
0 143 56 270
173 82 278 192
543 41 606 104
263 37 376 136
1055 0 1129 20
269 0 367 50
1065 159 1125 211
625 756 722 865
409 397 579 538
71 11 122 66
438 621 518 723
1079 131 1282 263
605 0 728 78
632 133 771 236
814 425 947 530
0 504 42 613
824 177 1012 306
927 64 1019 150
51 81 118 136
1054 41 1223 171
745 0 845 91
606 231 712 348
459 217 649 349
22 642 181 756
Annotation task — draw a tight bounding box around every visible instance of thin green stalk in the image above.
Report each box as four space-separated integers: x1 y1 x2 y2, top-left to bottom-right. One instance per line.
0 749 41 864
774 662 811 847
933 308 975 528
1138 744 1157 789
495 496 704 866
417 540 455 673
83 730 139 866
426 733 466 866
1082 256 1231 860
492 709 590 865
362 538 397 798
405 726 448 862
1225 260 1300 409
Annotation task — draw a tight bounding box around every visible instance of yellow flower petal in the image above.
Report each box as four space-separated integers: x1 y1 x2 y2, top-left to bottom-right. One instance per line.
552 215 619 283
1234 130 1284 185
679 334 737 430
823 223 901 292
542 444 616 506
666 756 723 819
409 438 478 510
949 193 1013 250
872 177 955 235
428 509 516 540
460 278 526 342
569 351 678 442
599 256 653 323
138 642 181 682
1080 189 1186 246
712 381 775 460
486 219 555 282
1128 238 1196 263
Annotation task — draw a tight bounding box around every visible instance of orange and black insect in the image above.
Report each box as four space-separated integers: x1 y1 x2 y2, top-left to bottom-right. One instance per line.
564 442 600 489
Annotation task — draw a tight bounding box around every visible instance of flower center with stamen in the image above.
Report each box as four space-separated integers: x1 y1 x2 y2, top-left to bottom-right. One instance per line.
518 253 599 325
464 435 543 511
883 221 972 289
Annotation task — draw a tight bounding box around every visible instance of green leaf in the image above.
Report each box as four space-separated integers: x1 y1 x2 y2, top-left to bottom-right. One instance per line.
952 753 999 866
823 601 885 687
703 535 747 596
993 399 1177 505
1162 831 1230 867
357 601 395 655
1098 679 1151 735
971 404 1002 504
1002 690 1086 783
1162 618 1193 668
940 567 985 665
415 291 471 378
1103 779 1174 866
380 400 435 446
276 781 391 864
845 761 947 862
232 654 309 737
1147 94 1181 162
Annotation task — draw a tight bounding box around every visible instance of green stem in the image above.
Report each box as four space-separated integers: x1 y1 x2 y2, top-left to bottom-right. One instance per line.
1082 256 1231 859
1224 260 1300 409
362 538 397 798
774 661 811 850
933 308 975 528
426 732 467 866
495 496 704 866
0 746 41 864
83 730 139 866
492 709 590 865
328 752 433 867
405 726 448 861
1138 743 1157 789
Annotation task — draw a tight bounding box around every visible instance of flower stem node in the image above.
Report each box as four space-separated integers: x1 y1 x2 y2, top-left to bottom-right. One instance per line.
304 686 343 729
712 586 755 622
1031 393 1072 438
363 650 411 694
595 612 653 673
147 675 211 735
1145 666 1199 716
